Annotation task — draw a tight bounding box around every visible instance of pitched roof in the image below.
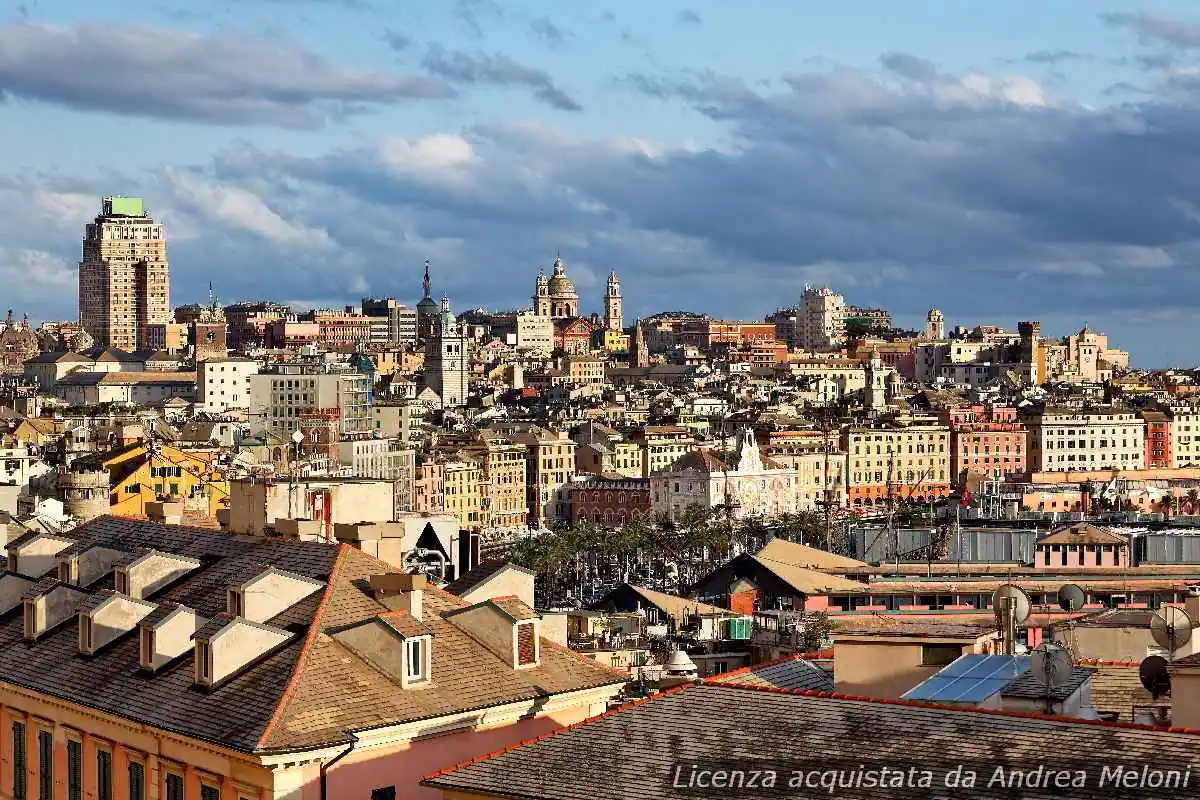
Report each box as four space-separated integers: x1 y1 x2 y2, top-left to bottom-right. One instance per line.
665 450 727 473
596 584 730 619
756 537 871 574
1038 522 1128 546
707 656 833 692
750 554 869 595
443 559 533 598
423 683 1200 799
0 515 623 756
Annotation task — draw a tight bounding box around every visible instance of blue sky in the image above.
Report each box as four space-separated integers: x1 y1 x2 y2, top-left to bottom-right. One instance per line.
3 1 1200 365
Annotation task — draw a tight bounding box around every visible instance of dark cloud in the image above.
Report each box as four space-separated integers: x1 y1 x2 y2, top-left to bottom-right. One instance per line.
421 45 582 111
678 9 702 25
383 29 413 52
0 22 452 127
529 16 568 45
1103 11 1200 49
880 52 939 82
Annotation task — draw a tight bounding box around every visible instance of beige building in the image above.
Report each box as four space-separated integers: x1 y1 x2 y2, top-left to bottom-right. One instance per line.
832 622 999 698
843 424 951 506
78 196 170 351
227 476 396 540
1170 402 1200 467
510 427 576 528
197 357 259 414
459 436 528 529
55 371 196 407
1042 325 1130 383
763 435 849 510
1025 407 1146 473
443 457 487 530
629 425 696 477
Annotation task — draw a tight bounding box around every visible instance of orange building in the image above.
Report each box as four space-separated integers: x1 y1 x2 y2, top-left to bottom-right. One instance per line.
1142 410 1171 469
939 404 1028 484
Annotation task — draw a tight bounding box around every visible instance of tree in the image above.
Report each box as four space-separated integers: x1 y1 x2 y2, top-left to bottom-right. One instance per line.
1187 489 1199 516
799 611 833 653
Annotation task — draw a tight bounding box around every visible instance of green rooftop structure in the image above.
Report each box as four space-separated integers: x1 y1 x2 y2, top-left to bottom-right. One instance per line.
102 196 145 217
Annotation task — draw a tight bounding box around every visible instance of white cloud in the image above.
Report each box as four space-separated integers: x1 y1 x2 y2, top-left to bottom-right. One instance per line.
379 134 476 177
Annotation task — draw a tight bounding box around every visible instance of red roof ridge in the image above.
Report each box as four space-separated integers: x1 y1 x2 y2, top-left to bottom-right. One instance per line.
710 681 1200 735
254 543 348 750
420 683 697 784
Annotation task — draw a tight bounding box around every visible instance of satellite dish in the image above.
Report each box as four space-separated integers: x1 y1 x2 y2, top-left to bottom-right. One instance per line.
1151 606 1193 655
1030 641 1074 708
1058 584 1086 613
1139 654 1171 699
992 584 1032 625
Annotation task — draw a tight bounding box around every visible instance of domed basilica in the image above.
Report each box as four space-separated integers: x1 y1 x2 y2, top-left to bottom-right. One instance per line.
533 256 580 319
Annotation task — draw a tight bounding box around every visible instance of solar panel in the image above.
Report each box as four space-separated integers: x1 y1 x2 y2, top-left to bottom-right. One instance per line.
902 654 1031 704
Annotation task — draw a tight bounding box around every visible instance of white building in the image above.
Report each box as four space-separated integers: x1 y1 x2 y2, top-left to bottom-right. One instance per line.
799 286 846 351
424 296 470 409
1170 403 1200 468
650 428 799 519
197 357 260 414
1025 408 1146 473
249 362 372 439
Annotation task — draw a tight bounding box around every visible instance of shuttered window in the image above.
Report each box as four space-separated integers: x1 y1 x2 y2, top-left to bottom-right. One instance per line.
128 762 145 800
517 622 536 665
67 739 82 800
12 720 26 800
165 773 184 800
37 730 52 800
201 786 221 800
97 750 113 800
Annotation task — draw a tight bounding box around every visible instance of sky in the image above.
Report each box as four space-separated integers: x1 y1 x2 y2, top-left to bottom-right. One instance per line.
3 2 1200 366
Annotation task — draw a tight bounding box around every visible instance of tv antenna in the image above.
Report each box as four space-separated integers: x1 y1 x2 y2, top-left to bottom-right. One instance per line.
1150 605 1193 657
1053 583 1086 655
992 584 1031 656
1029 640 1074 714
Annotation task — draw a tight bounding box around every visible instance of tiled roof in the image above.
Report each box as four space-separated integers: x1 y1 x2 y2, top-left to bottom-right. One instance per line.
1038 522 1128 546
756 537 871 574
490 596 538 622
665 450 727 473
0 515 623 756
707 656 833 692
443 559 529 597
423 684 1200 800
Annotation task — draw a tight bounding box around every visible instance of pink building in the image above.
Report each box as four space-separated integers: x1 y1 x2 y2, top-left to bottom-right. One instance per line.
1033 523 1130 569
940 403 1027 484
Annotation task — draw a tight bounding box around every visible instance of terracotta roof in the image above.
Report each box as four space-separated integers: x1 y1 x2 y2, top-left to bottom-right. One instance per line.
1088 663 1158 720
751 554 870 595
1038 522 1128 546
603 584 731 620
707 656 833 692
0 515 623 756
832 619 995 640
665 449 727 473
423 684 1200 799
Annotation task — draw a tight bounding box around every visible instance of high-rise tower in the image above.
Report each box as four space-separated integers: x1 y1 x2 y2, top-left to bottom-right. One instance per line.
78 196 171 351
604 272 623 332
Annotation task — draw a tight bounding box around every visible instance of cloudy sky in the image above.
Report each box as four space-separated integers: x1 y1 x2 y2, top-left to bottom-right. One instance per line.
3 1 1200 365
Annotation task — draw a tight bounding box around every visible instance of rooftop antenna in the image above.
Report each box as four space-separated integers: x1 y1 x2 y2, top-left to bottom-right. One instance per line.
992 584 1031 656
1055 583 1086 654
1029 640 1074 715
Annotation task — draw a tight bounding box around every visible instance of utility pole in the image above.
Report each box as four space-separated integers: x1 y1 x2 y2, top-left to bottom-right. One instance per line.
820 405 836 553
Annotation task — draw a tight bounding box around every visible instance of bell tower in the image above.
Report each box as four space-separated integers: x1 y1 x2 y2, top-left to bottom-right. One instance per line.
604 272 623 332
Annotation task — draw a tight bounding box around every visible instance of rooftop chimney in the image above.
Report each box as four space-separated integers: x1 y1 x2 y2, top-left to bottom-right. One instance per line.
146 500 183 526
369 573 425 621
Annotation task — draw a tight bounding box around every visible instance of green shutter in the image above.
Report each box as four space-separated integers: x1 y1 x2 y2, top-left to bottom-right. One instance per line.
166 773 184 800
67 740 82 800
201 786 221 800
128 762 145 800
97 750 112 800
37 730 52 800
12 721 26 800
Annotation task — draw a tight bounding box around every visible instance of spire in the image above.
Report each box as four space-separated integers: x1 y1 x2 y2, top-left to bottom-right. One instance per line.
423 260 432 299
4 309 11 328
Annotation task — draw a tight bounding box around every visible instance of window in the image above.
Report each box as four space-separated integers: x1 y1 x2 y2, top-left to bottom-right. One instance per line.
200 786 220 800
37 730 51 800
196 641 211 682
97 750 112 800
405 638 423 681
227 590 243 617
371 788 396 800
12 720 26 800
128 762 145 800
115 571 129 596
165 773 184 800
79 615 93 653
920 644 962 667
516 622 537 666
67 739 82 800
140 629 155 667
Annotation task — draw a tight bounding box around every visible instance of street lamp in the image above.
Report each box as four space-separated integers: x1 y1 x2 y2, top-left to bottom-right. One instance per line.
291 428 304 462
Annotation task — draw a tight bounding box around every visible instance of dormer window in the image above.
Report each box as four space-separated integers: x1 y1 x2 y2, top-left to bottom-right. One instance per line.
195 640 212 685
79 613 93 653
516 622 538 667
58 559 76 584
405 638 425 682
140 628 154 669
114 569 129 596
227 589 243 617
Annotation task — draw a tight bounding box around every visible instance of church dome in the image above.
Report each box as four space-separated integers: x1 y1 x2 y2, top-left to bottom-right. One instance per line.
547 256 577 297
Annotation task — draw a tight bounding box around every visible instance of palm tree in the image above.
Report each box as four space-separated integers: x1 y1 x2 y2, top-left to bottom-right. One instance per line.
1186 489 1199 516
1161 495 1178 520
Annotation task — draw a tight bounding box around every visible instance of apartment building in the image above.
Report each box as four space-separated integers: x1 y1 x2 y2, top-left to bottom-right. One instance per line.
78 196 170 351
628 425 696 477
1143 410 1172 469
302 307 374 348
1170 403 1200 468
196 357 259 414
843 424 951 506
938 404 1027 483
459 436 528 529
509 427 576 527
0 516 622 800
361 296 418 347
1024 407 1146 473
762 432 849 511
222 301 289 350
443 457 487 529
369 399 426 448
249 361 372 439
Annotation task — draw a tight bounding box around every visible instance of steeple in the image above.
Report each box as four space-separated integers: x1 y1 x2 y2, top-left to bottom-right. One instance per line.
423 259 432 299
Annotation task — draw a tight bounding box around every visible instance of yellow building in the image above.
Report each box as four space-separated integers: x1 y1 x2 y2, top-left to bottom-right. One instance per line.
592 327 629 353
95 441 229 517
11 418 64 448
443 457 487 530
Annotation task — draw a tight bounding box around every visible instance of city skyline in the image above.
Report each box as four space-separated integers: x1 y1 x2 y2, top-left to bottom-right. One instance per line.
3 2 1200 364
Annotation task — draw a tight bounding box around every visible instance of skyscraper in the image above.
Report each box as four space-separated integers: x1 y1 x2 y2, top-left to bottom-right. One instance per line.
78 196 171 351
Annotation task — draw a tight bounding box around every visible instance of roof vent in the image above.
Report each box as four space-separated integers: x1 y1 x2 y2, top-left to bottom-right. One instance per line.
191 614 295 689
22 579 88 642
444 597 542 670
77 591 156 655
227 567 324 624
138 603 209 672
369 573 425 620
114 549 203 600
6 533 74 579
